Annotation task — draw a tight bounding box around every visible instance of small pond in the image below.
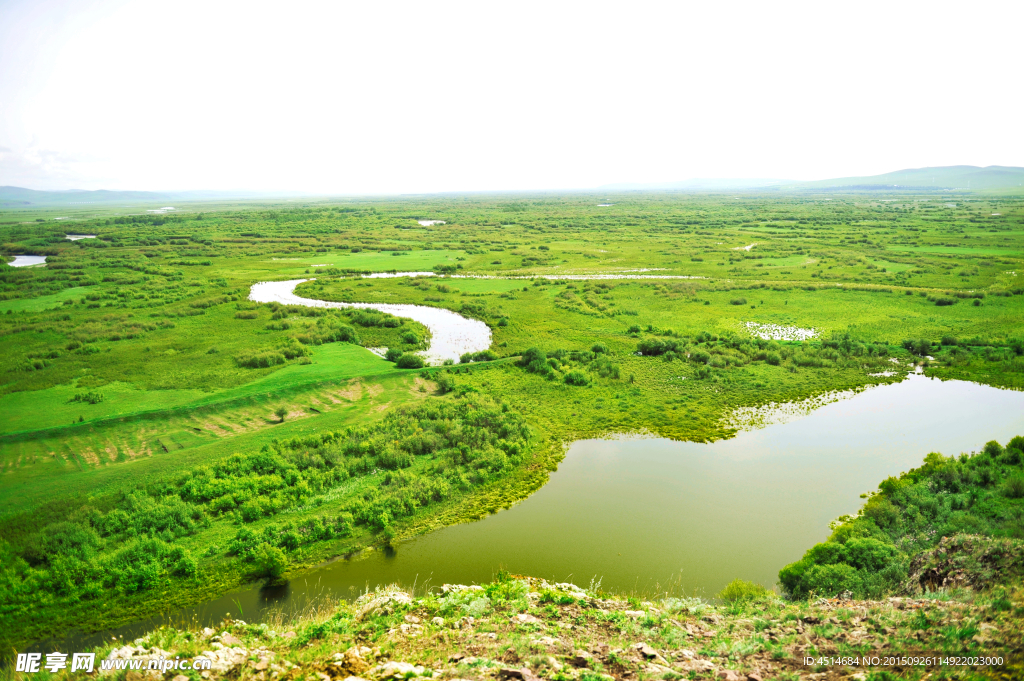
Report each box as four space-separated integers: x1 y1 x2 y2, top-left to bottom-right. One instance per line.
7 255 47 267
47 374 1024 651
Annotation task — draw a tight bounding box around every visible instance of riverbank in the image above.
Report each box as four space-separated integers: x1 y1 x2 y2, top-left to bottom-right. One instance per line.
65 573 1024 681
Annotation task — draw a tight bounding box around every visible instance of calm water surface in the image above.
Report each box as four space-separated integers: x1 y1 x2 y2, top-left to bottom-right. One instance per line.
49 375 1024 650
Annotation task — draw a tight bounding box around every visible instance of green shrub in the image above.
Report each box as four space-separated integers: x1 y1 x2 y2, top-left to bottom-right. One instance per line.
804 563 862 597
1004 475 1024 499
253 543 287 580
717 579 770 602
396 353 425 369
730 298 747 305
564 370 590 386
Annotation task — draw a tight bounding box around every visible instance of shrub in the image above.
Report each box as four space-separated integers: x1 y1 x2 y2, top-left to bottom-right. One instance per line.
396 354 425 369
384 347 403 362
803 563 862 597
1004 476 1024 499
401 331 419 344
564 370 591 386
766 351 781 366
729 298 747 305
717 579 770 602
253 543 287 580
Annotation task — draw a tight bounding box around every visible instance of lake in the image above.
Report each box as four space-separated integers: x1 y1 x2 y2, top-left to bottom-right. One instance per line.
49 373 1024 650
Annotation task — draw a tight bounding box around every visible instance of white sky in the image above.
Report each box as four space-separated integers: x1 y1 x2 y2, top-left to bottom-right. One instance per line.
0 0 1021 194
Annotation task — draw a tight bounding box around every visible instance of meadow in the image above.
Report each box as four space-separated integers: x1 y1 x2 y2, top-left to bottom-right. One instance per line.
1 191 1023 651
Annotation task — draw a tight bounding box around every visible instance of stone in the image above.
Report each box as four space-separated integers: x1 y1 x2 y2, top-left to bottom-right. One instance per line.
624 610 646 618
635 643 659 659
513 613 542 624
448 653 466 663
356 589 413 621
497 669 536 681
746 674 763 681
173 676 190 681
220 633 242 646
571 651 593 668
717 671 741 681
200 628 215 639
404 615 421 624
254 659 269 671
331 647 373 676
431 617 445 627
371 661 424 679
282 631 296 639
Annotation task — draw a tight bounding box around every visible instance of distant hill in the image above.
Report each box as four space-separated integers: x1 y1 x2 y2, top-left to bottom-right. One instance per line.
799 165 1024 191
598 178 789 191
0 186 301 208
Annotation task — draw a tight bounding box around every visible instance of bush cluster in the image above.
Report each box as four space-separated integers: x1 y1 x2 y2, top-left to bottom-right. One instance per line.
779 435 1024 600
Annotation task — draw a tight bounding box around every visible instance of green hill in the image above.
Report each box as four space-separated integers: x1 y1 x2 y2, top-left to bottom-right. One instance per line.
800 165 1024 191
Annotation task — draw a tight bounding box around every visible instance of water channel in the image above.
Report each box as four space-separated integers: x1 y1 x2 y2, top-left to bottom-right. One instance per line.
49 373 1024 651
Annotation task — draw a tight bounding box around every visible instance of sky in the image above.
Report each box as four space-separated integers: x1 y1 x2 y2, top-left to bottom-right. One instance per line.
0 0 1021 194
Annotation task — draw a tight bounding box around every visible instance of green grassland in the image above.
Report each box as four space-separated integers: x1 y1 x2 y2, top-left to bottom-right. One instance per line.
1 191 1024 650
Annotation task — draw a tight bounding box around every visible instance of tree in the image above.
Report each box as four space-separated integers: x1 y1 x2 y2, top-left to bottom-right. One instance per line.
274 406 287 422
254 543 286 580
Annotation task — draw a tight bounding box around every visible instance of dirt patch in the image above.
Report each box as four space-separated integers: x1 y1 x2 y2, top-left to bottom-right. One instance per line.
365 383 383 398
80 448 100 466
411 376 437 396
332 379 363 402
373 402 392 413
201 419 235 436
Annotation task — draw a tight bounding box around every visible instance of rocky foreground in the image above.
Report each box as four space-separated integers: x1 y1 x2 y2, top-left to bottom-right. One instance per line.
94 577 1022 681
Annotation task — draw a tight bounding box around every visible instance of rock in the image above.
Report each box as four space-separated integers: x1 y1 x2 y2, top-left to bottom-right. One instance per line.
635 643 659 659
282 631 296 639
253 658 269 671
126 673 144 681
497 669 537 681
717 671 741 681
331 647 373 676
431 617 445 627
683 659 716 673
404 614 421 624
746 674 763 681
571 651 593 668
441 584 484 594
624 610 646 618
448 653 466 663
531 636 560 646
172 676 190 681
371 661 424 679
220 633 242 646
198 646 252 674
356 589 413 621
677 650 695 660
200 627 215 639
544 656 563 671
513 613 542 624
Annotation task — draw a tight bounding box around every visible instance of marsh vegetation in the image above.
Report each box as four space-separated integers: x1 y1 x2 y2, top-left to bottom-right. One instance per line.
1 191 1023 650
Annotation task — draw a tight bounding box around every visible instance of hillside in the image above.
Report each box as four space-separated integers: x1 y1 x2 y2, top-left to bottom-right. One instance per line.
799 165 1024 191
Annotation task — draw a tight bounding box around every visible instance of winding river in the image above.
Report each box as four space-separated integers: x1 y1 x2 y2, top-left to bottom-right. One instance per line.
33 274 1024 650
249 279 492 364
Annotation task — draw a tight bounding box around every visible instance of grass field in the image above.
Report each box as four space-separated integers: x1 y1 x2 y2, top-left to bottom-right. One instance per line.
1 190 1023 650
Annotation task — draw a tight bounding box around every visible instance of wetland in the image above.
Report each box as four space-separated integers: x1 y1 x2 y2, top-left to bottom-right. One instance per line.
2 191 1024 653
